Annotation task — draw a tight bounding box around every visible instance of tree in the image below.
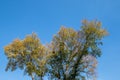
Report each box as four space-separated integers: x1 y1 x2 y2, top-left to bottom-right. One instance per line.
4 33 47 80
4 20 107 80
46 20 107 80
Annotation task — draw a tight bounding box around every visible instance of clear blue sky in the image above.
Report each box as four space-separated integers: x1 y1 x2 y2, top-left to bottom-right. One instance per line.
0 0 120 80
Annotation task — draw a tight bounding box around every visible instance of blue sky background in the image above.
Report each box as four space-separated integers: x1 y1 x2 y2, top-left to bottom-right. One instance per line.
0 0 120 80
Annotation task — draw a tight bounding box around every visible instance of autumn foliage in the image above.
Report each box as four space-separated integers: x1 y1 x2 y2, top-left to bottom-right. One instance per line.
4 20 107 80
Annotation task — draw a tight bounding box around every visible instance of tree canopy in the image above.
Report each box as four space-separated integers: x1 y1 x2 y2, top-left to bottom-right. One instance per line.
4 20 107 80
4 33 47 80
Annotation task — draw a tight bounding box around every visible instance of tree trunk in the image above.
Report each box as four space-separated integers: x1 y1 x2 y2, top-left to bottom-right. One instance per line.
31 75 34 80
40 76 42 80
32 77 34 80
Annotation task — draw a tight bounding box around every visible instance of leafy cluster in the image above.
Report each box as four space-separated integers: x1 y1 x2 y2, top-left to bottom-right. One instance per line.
4 20 107 80
4 33 47 79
